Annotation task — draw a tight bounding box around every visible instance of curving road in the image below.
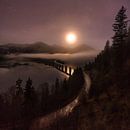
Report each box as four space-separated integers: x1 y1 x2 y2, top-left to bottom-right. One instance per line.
30 71 91 130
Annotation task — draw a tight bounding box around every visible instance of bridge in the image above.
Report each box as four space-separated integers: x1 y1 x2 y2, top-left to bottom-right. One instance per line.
47 60 75 76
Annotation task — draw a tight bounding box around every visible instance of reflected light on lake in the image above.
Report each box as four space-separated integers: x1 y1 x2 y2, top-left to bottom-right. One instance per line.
0 63 67 92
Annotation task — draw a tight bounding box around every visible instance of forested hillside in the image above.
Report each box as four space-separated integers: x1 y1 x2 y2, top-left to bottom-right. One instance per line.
78 6 130 130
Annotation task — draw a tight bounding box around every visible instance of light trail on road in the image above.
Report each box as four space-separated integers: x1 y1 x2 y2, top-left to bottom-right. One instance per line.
30 71 91 130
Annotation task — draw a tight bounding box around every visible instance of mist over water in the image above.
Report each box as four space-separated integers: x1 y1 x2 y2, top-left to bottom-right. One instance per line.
0 52 98 92
17 51 98 65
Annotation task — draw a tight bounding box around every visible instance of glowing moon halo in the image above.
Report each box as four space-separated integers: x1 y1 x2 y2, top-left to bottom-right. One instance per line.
66 33 77 44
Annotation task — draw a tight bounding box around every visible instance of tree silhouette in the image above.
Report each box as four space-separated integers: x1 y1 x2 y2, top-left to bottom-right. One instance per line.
15 78 23 96
112 6 128 45
62 78 68 97
24 77 33 101
0 95 6 122
112 6 128 69
126 27 130 59
12 78 24 120
55 78 60 94
41 82 49 111
68 68 84 96
102 40 111 72
23 77 37 117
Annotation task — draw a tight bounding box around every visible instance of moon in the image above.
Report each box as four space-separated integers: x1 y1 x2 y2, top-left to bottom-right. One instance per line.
66 33 77 44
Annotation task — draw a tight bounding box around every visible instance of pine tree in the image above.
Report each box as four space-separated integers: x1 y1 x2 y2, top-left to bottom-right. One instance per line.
15 78 23 96
126 27 130 58
55 78 60 94
0 95 5 121
104 40 110 51
62 78 68 97
112 6 128 69
112 6 128 47
128 27 130 42
103 40 111 72
15 78 23 119
23 77 37 117
24 77 33 101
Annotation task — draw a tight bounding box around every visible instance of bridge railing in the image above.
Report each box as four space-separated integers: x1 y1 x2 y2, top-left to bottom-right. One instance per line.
47 61 75 76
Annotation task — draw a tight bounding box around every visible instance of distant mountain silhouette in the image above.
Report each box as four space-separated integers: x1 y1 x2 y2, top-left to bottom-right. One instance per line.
0 42 95 54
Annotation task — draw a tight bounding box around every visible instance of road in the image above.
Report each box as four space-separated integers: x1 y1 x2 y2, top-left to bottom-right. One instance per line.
30 71 91 130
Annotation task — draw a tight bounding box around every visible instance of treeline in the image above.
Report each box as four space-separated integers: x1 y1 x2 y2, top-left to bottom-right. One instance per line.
81 6 130 130
0 68 84 126
85 6 130 98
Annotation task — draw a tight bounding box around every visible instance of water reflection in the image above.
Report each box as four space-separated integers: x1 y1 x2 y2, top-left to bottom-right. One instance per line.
0 63 67 92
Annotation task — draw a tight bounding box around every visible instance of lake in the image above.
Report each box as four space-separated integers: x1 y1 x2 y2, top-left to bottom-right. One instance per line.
0 52 98 92
0 63 68 92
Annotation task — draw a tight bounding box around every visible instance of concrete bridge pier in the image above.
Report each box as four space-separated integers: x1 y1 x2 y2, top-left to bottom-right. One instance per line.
69 67 72 76
65 66 67 74
51 61 75 76
59 65 62 71
61 65 64 72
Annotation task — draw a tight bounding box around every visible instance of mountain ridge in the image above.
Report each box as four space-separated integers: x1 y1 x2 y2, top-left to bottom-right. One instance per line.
0 42 95 54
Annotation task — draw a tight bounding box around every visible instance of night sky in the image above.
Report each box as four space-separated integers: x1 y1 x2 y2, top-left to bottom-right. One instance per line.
0 0 129 49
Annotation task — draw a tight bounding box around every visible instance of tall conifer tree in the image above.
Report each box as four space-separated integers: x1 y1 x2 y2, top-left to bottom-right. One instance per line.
112 6 128 69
